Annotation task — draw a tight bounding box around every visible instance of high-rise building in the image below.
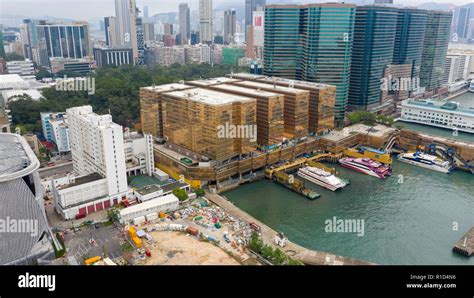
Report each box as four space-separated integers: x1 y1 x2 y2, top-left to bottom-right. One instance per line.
20 19 39 60
232 80 309 139
179 3 191 41
136 14 145 65
115 0 138 59
374 0 393 4
163 23 173 35
246 26 255 59
0 26 5 58
348 5 398 111
456 7 471 39
245 0 265 42
392 8 428 80
419 11 452 91
36 22 91 67
143 22 155 41
252 8 264 48
199 0 213 43
104 16 117 46
143 5 149 22
140 83 194 140
93 47 134 67
66 105 128 197
264 4 355 124
40 112 70 153
224 9 236 44
161 88 256 160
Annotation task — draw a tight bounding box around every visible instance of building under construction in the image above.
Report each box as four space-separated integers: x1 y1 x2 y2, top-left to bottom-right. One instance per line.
231 80 309 139
139 83 193 140
210 84 284 148
161 88 256 161
227 73 337 134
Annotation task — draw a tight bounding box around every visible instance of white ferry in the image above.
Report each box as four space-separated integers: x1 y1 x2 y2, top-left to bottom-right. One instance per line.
297 166 348 191
397 151 452 173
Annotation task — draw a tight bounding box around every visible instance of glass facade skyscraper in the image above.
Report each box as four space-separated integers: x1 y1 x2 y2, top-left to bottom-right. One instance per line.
419 11 452 91
348 5 398 110
264 4 355 123
37 22 90 65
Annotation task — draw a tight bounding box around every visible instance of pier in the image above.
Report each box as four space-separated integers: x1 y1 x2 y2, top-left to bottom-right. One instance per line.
206 192 374 265
453 227 474 257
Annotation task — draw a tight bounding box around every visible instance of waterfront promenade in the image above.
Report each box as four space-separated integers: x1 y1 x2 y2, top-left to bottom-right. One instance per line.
206 192 374 265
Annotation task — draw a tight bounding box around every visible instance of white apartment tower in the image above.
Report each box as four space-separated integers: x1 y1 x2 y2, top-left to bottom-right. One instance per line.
66 106 128 196
199 0 213 43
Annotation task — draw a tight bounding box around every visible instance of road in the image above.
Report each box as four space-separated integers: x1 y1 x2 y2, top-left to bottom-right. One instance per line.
206 192 375 265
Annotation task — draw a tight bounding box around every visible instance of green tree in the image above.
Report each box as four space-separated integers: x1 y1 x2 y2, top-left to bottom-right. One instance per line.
8 63 248 133
172 188 188 201
36 66 53 80
194 188 205 197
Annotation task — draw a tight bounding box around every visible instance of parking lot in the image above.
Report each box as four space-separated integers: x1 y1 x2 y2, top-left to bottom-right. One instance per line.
64 223 124 263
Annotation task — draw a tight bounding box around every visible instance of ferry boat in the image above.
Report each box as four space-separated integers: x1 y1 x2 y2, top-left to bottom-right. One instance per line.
338 157 392 179
397 151 452 173
297 166 348 191
469 81 474 93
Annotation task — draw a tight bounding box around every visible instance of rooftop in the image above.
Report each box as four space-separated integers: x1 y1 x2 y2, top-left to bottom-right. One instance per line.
257 76 336 90
0 74 29 89
403 99 474 116
226 73 266 80
58 172 104 190
2 89 43 102
136 184 162 196
0 133 39 182
234 80 309 95
119 193 179 217
212 84 281 98
140 83 193 93
186 77 240 87
320 124 396 142
164 88 255 106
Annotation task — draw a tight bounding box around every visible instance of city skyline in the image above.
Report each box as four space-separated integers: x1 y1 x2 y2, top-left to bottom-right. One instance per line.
1 0 472 23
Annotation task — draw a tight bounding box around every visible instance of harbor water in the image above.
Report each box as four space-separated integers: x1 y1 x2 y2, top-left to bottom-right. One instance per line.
224 92 474 265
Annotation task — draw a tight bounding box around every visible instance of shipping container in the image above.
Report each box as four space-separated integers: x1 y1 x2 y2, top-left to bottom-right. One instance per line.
84 256 101 265
128 227 137 238
186 226 199 236
132 236 142 248
133 216 146 225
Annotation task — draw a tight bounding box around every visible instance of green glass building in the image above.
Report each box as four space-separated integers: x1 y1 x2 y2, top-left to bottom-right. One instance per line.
0 25 4 59
419 11 452 91
264 4 355 123
392 8 428 79
348 5 398 110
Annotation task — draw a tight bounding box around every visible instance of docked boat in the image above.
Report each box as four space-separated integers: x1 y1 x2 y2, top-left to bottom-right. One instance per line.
339 157 392 179
297 166 348 191
397 151 452 173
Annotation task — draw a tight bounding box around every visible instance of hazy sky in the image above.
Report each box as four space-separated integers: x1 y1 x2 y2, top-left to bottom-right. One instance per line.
0 0 472 21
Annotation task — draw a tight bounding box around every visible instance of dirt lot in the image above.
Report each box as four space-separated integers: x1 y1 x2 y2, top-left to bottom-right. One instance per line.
144 231 239 265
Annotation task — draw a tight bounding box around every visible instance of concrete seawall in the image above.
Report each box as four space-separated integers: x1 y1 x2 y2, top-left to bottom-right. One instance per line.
206 192 375 265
